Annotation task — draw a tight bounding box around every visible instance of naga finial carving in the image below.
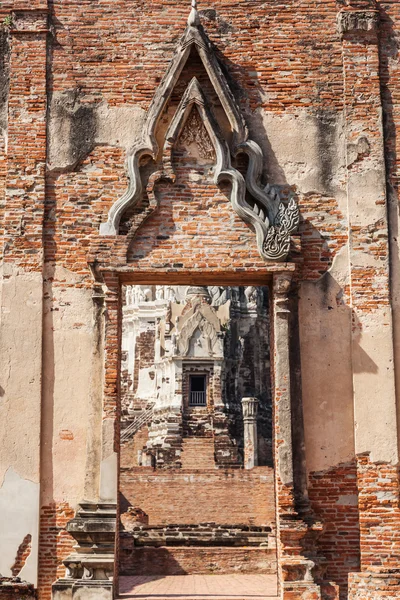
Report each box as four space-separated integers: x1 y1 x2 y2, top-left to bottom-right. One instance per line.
100 4 299 262
188 0 200 27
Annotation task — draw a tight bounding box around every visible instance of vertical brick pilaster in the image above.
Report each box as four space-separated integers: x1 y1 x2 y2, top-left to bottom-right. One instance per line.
96 271 121 596
4 5 49 268
339 0 400 588
272 272 322 600
0 3 49 592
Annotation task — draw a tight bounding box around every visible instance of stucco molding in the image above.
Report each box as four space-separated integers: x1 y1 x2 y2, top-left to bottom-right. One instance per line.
177 300 221 356
100 3 299 262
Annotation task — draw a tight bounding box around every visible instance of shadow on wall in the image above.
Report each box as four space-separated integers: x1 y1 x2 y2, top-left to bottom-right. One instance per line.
120 548 188 579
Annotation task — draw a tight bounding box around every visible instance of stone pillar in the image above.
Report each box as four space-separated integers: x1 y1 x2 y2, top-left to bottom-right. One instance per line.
241 397 259 469
52 503 116 600
272 272 322 600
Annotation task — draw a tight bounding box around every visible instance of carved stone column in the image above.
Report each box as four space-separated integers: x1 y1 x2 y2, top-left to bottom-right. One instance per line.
242 397 259 469
272 272 322 600
52 503 116 600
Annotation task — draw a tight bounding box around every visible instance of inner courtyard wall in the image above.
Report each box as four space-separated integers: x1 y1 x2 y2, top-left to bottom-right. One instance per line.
0 1 400 599
120 467 275 527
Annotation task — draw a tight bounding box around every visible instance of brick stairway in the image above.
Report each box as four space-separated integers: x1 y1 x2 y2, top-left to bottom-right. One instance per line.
180 437 216 469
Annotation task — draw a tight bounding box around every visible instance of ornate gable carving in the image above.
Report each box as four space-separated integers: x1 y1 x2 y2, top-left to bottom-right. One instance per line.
176 290 222 357
100 1 299 261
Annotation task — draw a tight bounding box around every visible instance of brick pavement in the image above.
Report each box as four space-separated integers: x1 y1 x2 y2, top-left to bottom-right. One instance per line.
119 575 278 599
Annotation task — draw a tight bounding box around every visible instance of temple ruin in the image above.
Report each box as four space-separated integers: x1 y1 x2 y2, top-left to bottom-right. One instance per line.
2 1 400 599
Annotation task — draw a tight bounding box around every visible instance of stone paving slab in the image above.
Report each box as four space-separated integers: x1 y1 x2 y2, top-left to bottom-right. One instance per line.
119 574 278 599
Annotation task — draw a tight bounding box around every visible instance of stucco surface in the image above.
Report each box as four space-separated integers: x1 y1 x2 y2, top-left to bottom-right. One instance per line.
0 468 40 584
41 266 95 506
300 247 355 473
0 265 43 585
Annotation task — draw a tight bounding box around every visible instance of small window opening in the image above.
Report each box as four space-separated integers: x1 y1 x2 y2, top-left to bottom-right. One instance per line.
189 375 207 406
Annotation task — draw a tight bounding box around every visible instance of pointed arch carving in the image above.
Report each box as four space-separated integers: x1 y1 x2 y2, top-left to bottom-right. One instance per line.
177 305 221 357
100 4 299 261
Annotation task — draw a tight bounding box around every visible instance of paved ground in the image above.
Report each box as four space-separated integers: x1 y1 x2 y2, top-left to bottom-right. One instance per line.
119 575 278 599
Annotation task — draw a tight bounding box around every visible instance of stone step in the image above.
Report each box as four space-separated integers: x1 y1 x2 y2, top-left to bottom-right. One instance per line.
120 546 277 576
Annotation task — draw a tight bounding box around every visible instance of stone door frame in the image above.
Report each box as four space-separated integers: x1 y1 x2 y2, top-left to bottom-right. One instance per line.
95 265 321 600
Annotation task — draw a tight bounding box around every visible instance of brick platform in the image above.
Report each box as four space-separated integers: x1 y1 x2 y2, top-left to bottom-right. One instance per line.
119 574 278 599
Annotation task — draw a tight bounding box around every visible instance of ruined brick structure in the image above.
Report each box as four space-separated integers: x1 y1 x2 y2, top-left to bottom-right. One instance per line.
120 284 271 468
2 1 400 599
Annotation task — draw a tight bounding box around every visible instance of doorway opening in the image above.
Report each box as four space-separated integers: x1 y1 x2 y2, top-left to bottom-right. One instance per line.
118 284 278 599
189 375 207 406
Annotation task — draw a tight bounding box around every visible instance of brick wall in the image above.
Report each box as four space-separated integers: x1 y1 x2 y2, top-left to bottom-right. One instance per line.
120 467 275 527
0 582 36 600
121 426 149 468
36 0 349 283
1 0 400 597
308 461 360 600
348 572 400 600
355 454 400 571
119 545 277 576
38 504 75 600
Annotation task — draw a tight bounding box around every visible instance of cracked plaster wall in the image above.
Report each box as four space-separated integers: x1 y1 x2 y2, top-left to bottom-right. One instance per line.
0 468 39 584
0 266 43 586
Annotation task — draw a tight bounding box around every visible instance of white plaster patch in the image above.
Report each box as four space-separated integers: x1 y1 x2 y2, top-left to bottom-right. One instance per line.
254 109 347 201
376 491 397 501
99 452 118 502
0 467 39 585
137 367 157 399
337 494 358 506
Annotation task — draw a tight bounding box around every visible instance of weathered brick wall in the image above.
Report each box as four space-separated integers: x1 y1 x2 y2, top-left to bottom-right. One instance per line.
120 426 150 468
38 504 75 600
119 545 277 576
120 467 275 527
0 581 36 600
348 572 400 600
41 0 349 282
308 461 360 600
1 0 400 597
355 455 400 572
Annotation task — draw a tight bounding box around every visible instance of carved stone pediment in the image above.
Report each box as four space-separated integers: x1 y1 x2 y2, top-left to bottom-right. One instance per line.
176 293 222 357
100 1 299 261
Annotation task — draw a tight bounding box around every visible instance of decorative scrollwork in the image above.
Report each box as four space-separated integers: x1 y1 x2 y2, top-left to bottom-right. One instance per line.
262 197 300 261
